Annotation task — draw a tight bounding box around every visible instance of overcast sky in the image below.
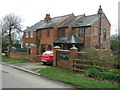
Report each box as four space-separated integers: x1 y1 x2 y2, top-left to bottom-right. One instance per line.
0 0 119 35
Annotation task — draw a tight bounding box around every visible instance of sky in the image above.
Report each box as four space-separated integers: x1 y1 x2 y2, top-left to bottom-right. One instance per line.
0 0 119 35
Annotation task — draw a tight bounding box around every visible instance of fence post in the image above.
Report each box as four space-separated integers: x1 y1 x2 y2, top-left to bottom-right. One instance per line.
30 46 37 61
70 46 78 71
53 46 60 66
7 45 12 57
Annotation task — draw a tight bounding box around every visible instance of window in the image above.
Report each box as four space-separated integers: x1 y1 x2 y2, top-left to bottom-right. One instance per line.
46 30 50 37
48 45 52 50
30 31 33 38
59 29 66 38
78 28 83 36
103 29 107 40
26 32 28 38
41 44 45 54
39 30 42 37
43 51 53 55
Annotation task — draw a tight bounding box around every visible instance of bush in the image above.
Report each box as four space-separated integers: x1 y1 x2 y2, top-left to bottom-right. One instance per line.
86 67 120 82
86 68 100 78
105 71 120 82
82 49 117 68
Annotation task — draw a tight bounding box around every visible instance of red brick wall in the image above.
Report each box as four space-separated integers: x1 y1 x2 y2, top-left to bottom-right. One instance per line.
91 14 110 49
10 51 30 60
53 46 81 71
9 46 41 62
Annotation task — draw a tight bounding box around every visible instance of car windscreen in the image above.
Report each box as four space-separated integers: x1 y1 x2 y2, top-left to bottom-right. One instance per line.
43 51 53 55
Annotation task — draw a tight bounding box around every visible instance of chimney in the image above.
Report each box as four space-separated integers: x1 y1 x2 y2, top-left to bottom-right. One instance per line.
98 5 103 14
44 14 51 23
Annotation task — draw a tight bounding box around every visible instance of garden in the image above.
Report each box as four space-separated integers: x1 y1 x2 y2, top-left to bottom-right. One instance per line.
74 49 120 84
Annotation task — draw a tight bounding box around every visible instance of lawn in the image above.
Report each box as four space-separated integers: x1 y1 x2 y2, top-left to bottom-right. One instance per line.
35 66 119 88
2 56 30 64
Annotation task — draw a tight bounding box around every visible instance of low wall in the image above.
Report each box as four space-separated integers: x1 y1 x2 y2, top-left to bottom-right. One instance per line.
10 51 29 59
10 51 41 62
53 46 82 71
56 50 70 70
7 46 41 62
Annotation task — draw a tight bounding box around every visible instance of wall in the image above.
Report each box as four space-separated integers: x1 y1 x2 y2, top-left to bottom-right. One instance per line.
53 46 81 71
91 13 111 49
10 51 29 60
8 46 41 62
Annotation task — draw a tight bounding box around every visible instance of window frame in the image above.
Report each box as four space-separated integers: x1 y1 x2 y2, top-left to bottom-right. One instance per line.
39 30 42 38
30 31 33 38
26 32 29 38
46 29 50 37
78 28 83 36
103 29 107 40
59 28 66 38
41 44 46 54
48 45 52 50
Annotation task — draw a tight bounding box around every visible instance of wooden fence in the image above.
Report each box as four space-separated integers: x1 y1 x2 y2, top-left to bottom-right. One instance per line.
73 59 118 73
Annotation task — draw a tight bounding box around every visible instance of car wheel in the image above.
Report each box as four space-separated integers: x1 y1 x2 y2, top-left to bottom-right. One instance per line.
43 62 47 65
49 61 53 65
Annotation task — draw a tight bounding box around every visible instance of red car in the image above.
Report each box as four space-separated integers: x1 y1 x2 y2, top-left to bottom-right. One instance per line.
41 50 54 65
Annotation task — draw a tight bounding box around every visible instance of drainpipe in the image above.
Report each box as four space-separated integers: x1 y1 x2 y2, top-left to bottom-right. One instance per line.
99 15 102 49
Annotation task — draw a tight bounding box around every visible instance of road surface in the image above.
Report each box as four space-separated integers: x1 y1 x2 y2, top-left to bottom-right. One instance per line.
1 64 73 88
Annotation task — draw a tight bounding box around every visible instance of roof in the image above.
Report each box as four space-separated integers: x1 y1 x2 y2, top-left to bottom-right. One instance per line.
24 14 73 32
72 14 99 27
24 14 100 32
54 34 83 44
24 21 44 32
59 15 83 28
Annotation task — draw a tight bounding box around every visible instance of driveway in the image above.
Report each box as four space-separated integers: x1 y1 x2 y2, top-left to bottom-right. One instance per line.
13 62 49 70
1 64 73 88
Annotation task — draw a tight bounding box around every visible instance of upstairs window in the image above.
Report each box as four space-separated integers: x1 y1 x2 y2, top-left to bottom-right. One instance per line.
39 30 42 37
30 31 33 38
46 30 50 37
59 29 66 38
26 32 28 38
78 28 83 36
104 29 107 40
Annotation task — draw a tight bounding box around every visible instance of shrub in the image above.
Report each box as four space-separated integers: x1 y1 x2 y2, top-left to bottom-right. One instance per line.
86 68 99 77
82 49 117 68
104 70 120 82
86 67 120 82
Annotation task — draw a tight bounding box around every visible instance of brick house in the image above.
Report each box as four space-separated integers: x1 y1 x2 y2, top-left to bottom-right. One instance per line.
23 6 111 54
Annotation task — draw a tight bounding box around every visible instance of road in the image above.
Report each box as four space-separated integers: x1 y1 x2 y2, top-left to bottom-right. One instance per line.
1 64 73 88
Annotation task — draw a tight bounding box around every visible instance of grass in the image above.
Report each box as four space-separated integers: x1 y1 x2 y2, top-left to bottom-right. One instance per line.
35 66 119 88
2 56 30 64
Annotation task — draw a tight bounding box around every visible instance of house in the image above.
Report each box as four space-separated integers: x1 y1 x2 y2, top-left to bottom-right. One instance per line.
23 6 111 55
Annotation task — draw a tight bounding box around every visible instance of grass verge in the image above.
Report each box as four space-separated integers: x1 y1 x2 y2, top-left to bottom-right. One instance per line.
2 56 30 64
35 66 119 88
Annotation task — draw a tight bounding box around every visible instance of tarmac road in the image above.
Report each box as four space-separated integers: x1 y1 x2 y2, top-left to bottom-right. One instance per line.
1 64 73 88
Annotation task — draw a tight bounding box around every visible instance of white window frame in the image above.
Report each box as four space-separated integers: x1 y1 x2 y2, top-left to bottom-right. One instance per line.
26 32 28 38
30 31 33 38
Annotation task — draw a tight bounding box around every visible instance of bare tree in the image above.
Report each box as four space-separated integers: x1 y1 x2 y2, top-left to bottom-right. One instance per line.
1 13 23 46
